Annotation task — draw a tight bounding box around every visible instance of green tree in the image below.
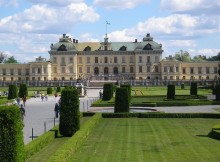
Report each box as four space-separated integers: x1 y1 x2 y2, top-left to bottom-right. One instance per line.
8 85 18 100
174 50 192 62
4 56 18 63
207 52 220 61
0 52 8 63
192 55 207 62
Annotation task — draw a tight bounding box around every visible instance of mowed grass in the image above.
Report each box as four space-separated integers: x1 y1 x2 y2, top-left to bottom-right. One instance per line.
71 118 220 162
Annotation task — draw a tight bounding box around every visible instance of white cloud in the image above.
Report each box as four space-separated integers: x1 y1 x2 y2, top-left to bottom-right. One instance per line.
79 33 99 42
0 0 18 7
188 49 220 58
27 0 83 6
93 0 150 9
0 3 100 34
167 40 197 47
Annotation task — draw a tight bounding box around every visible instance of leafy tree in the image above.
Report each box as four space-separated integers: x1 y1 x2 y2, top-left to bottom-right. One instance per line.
207 52 220 61
174 50 192 62
192 55 207 62
4 56 18 63
0 52 8 63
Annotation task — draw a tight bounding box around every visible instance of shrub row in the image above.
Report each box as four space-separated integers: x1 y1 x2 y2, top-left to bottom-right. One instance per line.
167 85 175 99
131 102 157 107
25 126 59 160
19 84 28 98
47 87 53 94
190 82 198 95
120 84 131 101
114 87 130 113
47 113 102 162
8 84 18 100
103 83 114 101
102 113 220 118
0 105 25 162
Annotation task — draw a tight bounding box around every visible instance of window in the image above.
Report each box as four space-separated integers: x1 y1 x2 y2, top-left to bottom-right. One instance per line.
11 77 13 81
18 77 21 81
147 66 150 72
122 67 126 73
176 76 179 80
130 56 134 63
104 67 108 74
54 67 57 73
32 77 35 81
155 56 159 62
190 67 194 74
206 67 210 74
113 67 118 74
10 69 14 75
87 67 90 73
130 67 134 73
182 76 186 80
26 77 29 81
32 68 35 73
38 68 41 73
119 46 127 51
139 56 142 63
170 67 173 73
190 76 194 80
95 57 98 63
61 57 65 63
104 57 108 63
26 69 29 75
182 68 186 74
79 57 82 64
62 67 65 73
38 77 40 81
69 67 73 73
2 69 6 75
198 67 202 74
87 57 90 63
214 67 218 73
199 76 202 80
147 56 150 63
164 76 167 80
114 57 117 63
69 57 73 63
94 67 99 75
206 76 209 80
44 77 46 81
44 67 46 73
164 67 167 72
139 66 142 73
176 67 179 72
122 56 126 63
155 66 159 72
53 57 57 63
18 69 21 75
170 76 173 80
79 67 82 73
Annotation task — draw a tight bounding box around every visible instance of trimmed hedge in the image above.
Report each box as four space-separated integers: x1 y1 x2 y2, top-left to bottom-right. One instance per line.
47 113 102 162
47 87 53 94
120 84 131 102
56 86 61 92
0 105 25 162
25 126 59 160
102 112 220 118
214 85 220 101
59 88 80 137
190 82 197 95
114 87 130 113
167 85 175 99
103 83 114 101
19 84 28 98
8 84 18 100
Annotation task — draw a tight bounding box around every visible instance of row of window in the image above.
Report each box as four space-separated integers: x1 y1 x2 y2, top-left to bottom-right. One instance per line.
164 75 218 80
52 55 160 64
2 67 47 75
183 67 218 74
2 77 47 81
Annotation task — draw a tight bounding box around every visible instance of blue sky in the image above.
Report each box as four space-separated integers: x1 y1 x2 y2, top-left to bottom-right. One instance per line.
0 0 220 62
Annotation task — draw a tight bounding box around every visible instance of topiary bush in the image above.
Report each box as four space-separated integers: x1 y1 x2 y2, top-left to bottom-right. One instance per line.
167 84 175 99
59 88 80 137
0 105 25 162
8 84 18 100
121 84 131 102
19 84 28 98
47 87 53 94
114 87 130 113
56 86 61 92
181 83 185 89
214 85 220 101
190 82 197 95
103 83 114 101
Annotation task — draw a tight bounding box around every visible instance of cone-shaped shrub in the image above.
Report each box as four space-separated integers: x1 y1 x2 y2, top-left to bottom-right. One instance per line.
215 85 220 101
190 82 197 95
56 86 61 92
19 84 28 98
47 87 53 94
8 84 18 100
59 88 80 137
114 87 130 113
0 105 25 162
103 83 114 101
167 84 175 99
121 84 131 102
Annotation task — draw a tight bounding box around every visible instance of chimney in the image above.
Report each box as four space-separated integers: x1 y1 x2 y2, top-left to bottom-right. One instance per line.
135 39 137 43
63 34 66 38
147 33 150 37
73 39 75 43
76 40 78 43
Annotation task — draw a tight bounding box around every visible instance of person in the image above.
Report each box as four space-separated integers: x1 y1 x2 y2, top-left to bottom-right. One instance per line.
12 99 18 105
20 104 25 120
41 93 44 101
16 97 20 106
54 103 59 118
22 95 26 107
99 90 103 99
45 94 48 101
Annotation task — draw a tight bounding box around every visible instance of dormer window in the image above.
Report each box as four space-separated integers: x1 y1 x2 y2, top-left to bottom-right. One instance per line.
84 46 91 51
119 46 127 51
58 44 67 51
143 43 152 50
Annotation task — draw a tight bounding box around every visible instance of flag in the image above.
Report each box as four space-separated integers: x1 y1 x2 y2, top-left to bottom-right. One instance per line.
106 21 110 25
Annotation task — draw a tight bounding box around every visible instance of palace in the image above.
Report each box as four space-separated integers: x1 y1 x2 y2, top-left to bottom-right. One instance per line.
0 33 219 84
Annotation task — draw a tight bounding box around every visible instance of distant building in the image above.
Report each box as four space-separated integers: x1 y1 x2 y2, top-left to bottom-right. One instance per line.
0 33 219 83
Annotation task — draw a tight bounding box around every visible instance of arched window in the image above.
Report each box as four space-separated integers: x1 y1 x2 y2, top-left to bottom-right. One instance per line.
58 44 67 51
94 67 99 75
70 77 73 80
62 77 65 81
54 77 57 81
104 67 109 75
143 43 152 50
113 67 118 74
119 46 127 51
84 46 91 51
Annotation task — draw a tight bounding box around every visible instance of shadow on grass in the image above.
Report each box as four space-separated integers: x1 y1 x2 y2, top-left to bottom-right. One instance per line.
196 132 220 141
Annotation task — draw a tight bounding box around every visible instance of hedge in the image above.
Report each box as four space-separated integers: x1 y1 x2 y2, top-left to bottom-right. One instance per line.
47 113 102 162
25 125 59 160
56 86 61 92
59 88 80 137
103 83 114 101
214 85 220 101
0 105 25 162
19 84 28 98
47 87 53 94
167 84 175 99
190 82 197 95
114 87 130 113
8 84 18 100
120 84 131 102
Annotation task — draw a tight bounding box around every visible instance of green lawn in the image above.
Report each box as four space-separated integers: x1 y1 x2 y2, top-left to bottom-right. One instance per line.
70 118 220 162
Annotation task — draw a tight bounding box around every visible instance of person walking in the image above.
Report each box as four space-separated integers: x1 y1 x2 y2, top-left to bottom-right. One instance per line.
20 104 25 121
22 95 27 107
45 94 48 101
16 97 20 106
54 103 59 118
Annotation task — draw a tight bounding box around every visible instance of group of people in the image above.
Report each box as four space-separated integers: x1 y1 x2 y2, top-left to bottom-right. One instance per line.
40 93 48 101
12 96 27 120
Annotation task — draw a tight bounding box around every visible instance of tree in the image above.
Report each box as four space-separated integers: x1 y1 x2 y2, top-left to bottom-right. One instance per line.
174 50 192 62
4 56 18 63
207 52 220 61
0 52 8 63
192 55 207 62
